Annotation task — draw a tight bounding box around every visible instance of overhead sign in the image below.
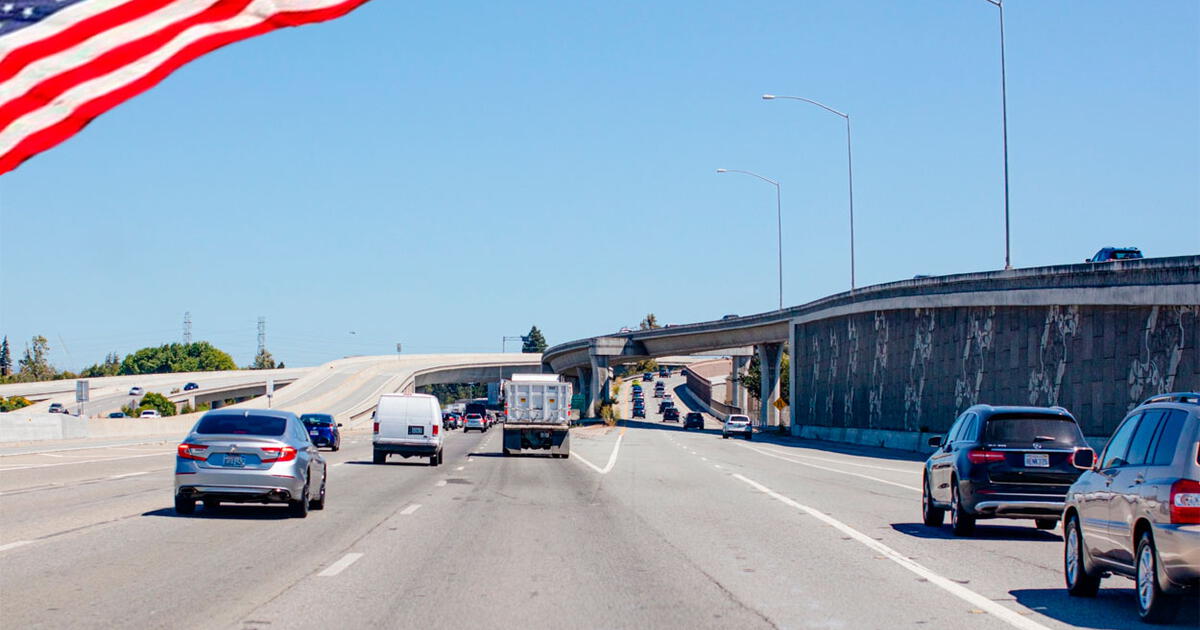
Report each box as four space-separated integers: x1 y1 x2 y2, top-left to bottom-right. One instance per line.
75 380 89 403
773 397 788 411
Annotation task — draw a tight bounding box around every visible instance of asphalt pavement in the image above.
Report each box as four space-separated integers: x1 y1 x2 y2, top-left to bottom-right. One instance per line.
0 375 1195 629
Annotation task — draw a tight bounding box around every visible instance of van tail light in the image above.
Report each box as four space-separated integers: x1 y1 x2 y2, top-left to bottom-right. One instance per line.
177 443 209 460
373 422 379 434
260 446 297 463
967 450 1006 464
432 424 439 436
1169 479 1200 524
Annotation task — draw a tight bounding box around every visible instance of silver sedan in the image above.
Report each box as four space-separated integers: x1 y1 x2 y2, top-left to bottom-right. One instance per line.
174 409 327 518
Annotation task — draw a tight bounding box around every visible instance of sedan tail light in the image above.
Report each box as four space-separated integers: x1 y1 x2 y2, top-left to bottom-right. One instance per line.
1169 479 1200 524
177 443 209 460
260 446 297 463
967 450 1006 464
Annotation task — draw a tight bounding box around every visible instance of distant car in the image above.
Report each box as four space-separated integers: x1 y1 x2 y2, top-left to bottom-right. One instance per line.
922 405 1089 536
722 314 739 320
1086 246 1143 263
183 382 199 391
619 327 633 333
108 412 128 419
1062 392 1200 623
140 409 162 418
47 402 67 414
658 367 668 378
643 372 654 382
128 387 144 396
663 407 680 422
174 409 326 517
632 407 646 419
723 415 752 440
300 413 342 451
658 400 675 414
684 412 704 430
464 413 486 433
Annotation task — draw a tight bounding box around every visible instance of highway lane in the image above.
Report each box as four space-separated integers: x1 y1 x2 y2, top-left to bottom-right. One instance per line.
2 394 1195 628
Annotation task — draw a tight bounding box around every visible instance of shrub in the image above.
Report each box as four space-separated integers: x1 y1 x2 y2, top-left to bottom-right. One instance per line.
0 395 32 412
139 392 176 417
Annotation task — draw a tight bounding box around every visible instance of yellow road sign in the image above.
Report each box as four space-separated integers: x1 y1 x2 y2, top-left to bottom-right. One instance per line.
773 398 788 411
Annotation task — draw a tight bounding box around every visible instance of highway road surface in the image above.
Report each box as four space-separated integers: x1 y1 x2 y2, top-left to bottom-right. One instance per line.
0 376 1195 629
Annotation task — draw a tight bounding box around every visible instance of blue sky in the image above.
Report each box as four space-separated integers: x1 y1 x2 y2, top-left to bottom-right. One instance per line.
1 0 1197 370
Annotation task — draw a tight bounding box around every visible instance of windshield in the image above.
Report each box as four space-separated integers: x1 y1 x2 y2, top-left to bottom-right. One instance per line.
195 415 287 436
983 415 1083 445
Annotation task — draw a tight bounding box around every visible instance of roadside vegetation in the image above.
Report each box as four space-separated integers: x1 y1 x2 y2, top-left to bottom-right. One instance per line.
0 335 248 384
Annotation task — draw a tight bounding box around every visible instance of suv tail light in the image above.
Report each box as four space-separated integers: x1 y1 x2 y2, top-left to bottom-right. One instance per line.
1169 479 1200 524
260 446 297 463
967 450 1006 464
177 443 209 460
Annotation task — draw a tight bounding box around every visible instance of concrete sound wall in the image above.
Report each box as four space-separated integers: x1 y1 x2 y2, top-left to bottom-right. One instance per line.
792 258 1195 434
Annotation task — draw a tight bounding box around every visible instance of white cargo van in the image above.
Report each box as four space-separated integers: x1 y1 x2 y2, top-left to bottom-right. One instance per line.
373 393 444 466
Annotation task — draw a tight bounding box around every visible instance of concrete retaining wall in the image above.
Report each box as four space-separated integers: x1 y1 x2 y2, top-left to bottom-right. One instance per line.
0 411 201 444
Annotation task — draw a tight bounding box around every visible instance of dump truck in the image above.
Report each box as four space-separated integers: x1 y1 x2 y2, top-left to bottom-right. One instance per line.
501 374 571 458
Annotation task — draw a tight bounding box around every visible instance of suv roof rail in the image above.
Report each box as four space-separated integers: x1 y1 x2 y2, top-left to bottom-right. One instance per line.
1141 392 1200 406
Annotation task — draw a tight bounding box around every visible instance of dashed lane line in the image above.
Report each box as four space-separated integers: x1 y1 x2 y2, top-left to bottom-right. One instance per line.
734 442 921 492
435 480 447 487
318 552 364 577
732 473 1052 630
0 540 33 553
400 504 422 516
455 466 464 471
0 452 169 472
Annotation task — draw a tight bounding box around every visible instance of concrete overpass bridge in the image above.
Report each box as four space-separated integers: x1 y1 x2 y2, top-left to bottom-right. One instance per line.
544 255 1199 437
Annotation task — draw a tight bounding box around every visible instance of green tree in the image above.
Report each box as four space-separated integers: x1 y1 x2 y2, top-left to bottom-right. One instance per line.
639 313 660 330
80 352 122 378
137 392 176 417
0 395 32 412
742 352 790 402
522 326 548 353
0 336 11 376
251 347 277 370
120 342 236 374
18 335 54 381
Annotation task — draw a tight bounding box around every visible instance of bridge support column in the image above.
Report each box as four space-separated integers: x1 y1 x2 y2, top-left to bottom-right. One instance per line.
757 343 783 429
586 354 611 417
727 349 753 413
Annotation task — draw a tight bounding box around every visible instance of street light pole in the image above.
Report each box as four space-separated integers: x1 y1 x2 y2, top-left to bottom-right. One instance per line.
762 94 856 290
716 168 783 310
984 0 1013 270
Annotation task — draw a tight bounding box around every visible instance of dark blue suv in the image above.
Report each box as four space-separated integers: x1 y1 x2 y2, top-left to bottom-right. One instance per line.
300 413 342 451
1086 246 1143 263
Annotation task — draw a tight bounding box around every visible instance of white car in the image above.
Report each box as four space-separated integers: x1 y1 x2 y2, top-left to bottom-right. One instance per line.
129 386 144 396
140 409 162 418
372 393 444 465
722 414 753 440
463 413 486 432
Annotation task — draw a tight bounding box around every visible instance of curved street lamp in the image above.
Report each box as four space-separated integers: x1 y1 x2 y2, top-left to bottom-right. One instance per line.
762 94 856 290
716 168 783 310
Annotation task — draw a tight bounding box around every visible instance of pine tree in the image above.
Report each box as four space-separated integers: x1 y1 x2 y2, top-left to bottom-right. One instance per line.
252 347 277 370
0 336 11 376
522 326 548 353
639 313 660 330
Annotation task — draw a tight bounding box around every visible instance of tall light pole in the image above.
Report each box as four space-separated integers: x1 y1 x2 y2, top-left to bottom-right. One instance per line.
982 0 1012 270
716 168 783 310
762 94 856 290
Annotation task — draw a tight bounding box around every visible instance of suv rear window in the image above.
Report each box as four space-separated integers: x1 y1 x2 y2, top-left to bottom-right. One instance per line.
195 414 287 436
982 415 1082 446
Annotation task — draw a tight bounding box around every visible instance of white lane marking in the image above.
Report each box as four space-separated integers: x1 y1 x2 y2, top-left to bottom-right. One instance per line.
571 428 626 475
331 462 347 467
0 452 169 472
400 504 422 515
318 552 364 577
435 480 447 487
0 540 33 553
108 471 149 480
455 466 464 471
700 457 708 462
750 444 919 474
732 473 1051 630
736 443 920 492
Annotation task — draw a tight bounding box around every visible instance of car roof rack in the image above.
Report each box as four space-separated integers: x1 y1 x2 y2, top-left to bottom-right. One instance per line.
1141 392 1200 406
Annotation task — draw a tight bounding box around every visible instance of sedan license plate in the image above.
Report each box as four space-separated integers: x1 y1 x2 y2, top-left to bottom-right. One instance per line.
1024 453 1049 467
309 429 319 436
224 454 245 467
408 426 424 436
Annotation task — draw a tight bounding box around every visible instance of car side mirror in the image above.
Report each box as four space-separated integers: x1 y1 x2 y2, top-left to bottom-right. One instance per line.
927 436 943 448
1071 448 1096 470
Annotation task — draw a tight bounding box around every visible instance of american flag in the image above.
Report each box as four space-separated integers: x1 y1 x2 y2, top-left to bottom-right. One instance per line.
0 0 370 175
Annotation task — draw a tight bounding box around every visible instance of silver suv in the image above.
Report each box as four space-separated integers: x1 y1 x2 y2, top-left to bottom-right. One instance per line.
1062 393 1200 623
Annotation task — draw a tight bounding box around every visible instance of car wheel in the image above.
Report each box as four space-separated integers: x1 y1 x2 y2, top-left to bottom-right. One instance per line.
1136 531 1180 623
203 499 221 512
373 450 386 464
289 479 310 518
922 476 945 527
332 443 340 452
1035 518 1057 530
1064 514 1100 597
309 467 326 510
722 433 728 439
174 495 196 515
950 481 975 536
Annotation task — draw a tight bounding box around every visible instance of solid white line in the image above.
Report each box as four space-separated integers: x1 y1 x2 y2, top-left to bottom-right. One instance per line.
736 443 921 492
108 471 149 480
318 552 364 577
0 540 33 553
331 462 347 467
732 473 1051 630
0 452 169 472
572 451 604 474
400 504 422 515
571 428 626 475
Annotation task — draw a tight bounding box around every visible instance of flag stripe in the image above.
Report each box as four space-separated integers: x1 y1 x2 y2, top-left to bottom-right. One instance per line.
0 0 253 133
0 0 181 84
0 1 220 107
0 0 130 58
0 0 370 175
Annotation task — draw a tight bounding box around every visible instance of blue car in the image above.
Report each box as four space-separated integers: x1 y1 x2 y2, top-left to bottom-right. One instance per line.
1086 246 1143 263
300 413 342 451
